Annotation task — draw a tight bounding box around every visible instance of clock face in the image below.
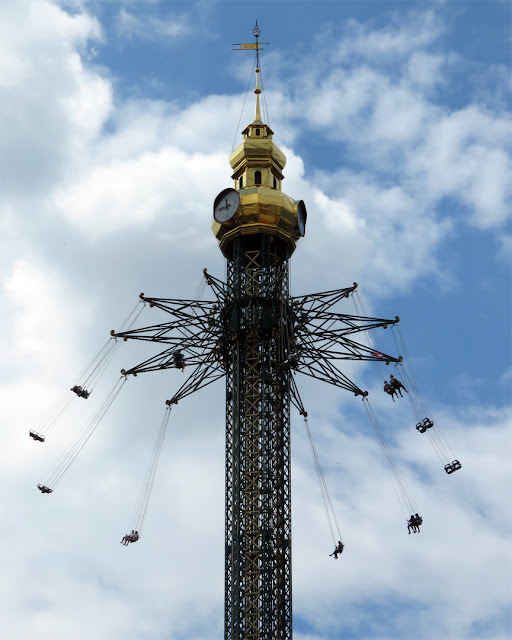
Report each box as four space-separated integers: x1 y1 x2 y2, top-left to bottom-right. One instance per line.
213 188 240 223
297 200 307 236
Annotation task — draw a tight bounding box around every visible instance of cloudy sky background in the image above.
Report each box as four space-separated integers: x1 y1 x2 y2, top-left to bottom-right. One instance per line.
1 1 511 639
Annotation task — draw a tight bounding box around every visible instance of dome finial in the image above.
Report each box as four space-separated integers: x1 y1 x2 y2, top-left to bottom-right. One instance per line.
254 67 262 123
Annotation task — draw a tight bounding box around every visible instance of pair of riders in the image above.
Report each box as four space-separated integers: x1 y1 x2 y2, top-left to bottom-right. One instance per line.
383 375 407 402
37 484 52 494
121 530 139 546
71 385 90 399
407 514 423 534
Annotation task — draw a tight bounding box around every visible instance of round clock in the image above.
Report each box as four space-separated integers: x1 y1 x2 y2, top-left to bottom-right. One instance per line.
213 188 240 223
297 200 307 236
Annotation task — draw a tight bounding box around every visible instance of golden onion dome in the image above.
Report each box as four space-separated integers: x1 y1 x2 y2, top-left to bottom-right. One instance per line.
212 65 304 257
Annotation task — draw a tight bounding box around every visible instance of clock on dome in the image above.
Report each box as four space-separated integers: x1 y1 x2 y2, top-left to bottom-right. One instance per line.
297 200 307 237
213 188 240 224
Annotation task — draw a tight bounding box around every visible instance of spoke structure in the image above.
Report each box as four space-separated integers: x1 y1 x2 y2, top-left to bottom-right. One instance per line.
112 265 400 640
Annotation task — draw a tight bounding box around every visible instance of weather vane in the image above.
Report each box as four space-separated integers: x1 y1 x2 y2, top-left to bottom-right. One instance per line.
233 20 269 68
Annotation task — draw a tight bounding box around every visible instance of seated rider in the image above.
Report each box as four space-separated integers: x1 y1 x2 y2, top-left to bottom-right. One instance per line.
121 530 140 546
71 385 90 398
407 513 423 534
383 381 396 402
285 353 298 369
389 374 408 397
172 350 186 371
329 540 345 559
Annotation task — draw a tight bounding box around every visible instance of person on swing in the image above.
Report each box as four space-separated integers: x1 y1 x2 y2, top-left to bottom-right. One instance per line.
389 374 408 397
329 540 344 559
121 530 140 545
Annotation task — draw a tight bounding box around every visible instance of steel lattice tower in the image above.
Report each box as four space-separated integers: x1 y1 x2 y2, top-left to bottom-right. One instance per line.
223 235 293 639
112 25 401 640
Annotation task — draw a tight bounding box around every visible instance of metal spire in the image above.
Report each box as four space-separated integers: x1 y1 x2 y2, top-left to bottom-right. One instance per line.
233 21 269 123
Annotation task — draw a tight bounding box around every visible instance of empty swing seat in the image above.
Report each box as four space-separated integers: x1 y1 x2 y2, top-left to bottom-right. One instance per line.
444 460 462 474
29 431 45 443
416 418 434 433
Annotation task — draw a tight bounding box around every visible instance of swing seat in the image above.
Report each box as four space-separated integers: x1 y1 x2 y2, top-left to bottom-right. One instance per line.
29 430 45 442
416 422 427 433
422 418 434 429
445 460 462 474
37 484 53 493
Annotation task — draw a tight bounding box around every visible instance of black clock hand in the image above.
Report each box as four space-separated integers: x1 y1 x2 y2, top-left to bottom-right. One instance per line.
218 199 231 212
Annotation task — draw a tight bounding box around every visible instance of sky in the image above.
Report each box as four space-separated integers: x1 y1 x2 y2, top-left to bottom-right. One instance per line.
0 1 511 639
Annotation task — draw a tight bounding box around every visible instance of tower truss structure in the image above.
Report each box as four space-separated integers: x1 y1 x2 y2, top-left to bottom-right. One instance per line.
112 25 401 640
114 271 399 640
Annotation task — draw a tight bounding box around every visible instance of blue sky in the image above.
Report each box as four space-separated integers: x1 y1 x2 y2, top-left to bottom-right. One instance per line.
0 1 511 639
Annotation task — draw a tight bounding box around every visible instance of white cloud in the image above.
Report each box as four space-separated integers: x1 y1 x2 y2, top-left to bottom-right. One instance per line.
269 11 512 237
332 10 444 64
0 0 110 199
116 7 189 41
53 147 227 237
2 258 90 367
405 50 449 90
286 165 453 296
409 106 512 229
290 401 512 639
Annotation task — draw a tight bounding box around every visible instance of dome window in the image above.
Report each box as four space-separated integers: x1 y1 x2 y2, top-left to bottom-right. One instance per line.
255 171 262 185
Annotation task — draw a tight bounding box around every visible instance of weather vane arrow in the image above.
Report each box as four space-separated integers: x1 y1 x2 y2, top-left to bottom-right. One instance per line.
233 20 269 58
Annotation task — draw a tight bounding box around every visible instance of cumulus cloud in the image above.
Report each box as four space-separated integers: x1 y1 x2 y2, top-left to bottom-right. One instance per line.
53 147 227 237
2 259 88 362
291 400 512 639
265 10 512 238
0 0 110 199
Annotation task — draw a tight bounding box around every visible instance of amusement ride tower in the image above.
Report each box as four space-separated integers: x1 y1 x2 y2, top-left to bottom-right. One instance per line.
110 25 402 640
